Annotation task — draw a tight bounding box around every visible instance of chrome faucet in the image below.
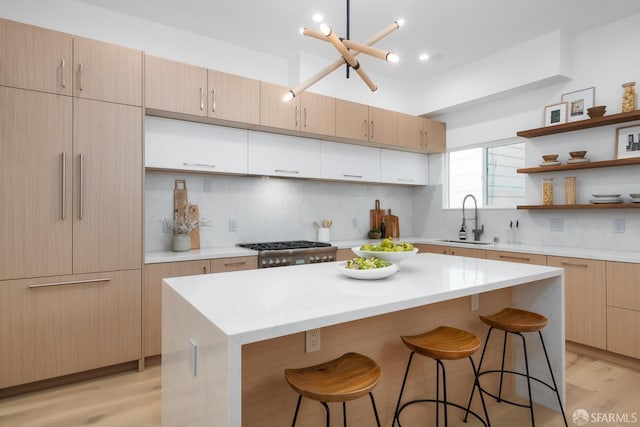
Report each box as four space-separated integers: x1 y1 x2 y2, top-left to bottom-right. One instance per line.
462 194 484 241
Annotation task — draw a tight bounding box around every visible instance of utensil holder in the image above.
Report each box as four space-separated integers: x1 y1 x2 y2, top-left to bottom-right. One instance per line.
317 228 330 242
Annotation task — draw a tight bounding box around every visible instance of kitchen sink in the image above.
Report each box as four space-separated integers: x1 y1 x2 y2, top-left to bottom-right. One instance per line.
435 239 494 246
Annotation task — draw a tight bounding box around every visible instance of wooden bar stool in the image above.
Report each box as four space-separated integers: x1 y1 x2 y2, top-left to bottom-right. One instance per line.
284 352 382 426
464 307 568 427
392 326 490 427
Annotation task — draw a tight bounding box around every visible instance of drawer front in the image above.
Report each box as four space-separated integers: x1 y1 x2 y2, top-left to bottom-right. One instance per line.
607 307 640 358
211 256 257 273
1 270 141 388
485 250 547 265
607 261 640 311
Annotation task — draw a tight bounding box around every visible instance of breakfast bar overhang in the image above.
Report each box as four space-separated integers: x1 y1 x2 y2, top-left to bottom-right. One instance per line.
161 252 565 426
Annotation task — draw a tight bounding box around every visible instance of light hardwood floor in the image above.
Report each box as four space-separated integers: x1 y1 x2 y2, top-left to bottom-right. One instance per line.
0 350 638 426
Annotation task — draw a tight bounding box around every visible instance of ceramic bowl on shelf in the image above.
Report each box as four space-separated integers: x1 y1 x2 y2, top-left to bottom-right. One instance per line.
351 247 418 265
569 150 587 159
587 106 606 118
542 154 559 162
337 262 398 280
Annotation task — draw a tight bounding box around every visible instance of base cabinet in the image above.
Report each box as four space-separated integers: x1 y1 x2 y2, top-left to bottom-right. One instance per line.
547 256 606 349
606 261 640 358
415 244 486 258
0 270 141 389
485 250 547 265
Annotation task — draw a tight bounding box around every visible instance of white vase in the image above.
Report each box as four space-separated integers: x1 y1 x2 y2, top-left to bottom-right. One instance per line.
172 233 191 252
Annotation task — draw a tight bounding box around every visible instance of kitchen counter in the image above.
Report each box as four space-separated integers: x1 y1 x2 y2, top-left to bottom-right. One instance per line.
145 245 256 264
161 252 565 425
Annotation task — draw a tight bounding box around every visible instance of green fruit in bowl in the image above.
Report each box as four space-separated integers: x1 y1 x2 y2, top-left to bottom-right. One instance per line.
360 240 414 252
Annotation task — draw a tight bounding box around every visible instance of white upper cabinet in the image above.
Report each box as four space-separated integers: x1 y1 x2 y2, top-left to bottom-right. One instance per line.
145 117 248 175
247 132 321 178
321 141 380 183
380 149 429 185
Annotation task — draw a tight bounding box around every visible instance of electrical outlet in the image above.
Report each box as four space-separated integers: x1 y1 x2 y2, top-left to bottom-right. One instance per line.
470 294 479 311
305 329 321 353
203 178 213 193
229 220 238 232
550 218 564 232
614 219 625 233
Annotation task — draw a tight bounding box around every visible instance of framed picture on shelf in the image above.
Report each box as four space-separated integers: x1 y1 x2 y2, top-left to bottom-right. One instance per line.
561 87 595 122
615 125 640 159
544 102 568 126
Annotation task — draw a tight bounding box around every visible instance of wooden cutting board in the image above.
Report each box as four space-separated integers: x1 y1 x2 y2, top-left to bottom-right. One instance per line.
173 179 188 220
188 204 200 249
370 199 385 230
382 209 400 238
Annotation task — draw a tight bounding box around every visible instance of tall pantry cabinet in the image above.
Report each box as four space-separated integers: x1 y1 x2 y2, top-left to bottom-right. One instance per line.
0 18 143 389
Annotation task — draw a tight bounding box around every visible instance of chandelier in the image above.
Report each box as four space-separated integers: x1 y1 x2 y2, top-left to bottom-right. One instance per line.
283 1 403 101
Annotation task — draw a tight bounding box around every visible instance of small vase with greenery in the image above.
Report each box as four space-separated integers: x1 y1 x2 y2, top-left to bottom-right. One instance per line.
162 212 210 251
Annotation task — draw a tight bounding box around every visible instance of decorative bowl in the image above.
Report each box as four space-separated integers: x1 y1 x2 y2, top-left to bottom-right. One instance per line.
351 247 419 265
569 150 587 159
368 231 382 239
542 154 559 162
587 106 606 118
337 262 398 280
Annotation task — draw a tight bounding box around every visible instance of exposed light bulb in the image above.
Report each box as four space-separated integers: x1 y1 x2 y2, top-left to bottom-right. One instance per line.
299 27 305 35
312 13 324 23
282 91 294 102
418 53 430 61
320 23 331 36
396 19 405 27
387 53 399 63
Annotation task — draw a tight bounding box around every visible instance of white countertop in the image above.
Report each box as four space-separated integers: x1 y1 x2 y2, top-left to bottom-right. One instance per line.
164 252 562 345
145 246 256 264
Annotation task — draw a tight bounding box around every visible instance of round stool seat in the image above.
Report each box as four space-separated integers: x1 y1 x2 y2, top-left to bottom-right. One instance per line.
479 307 548 333
401 326 481 360
285 352 381 403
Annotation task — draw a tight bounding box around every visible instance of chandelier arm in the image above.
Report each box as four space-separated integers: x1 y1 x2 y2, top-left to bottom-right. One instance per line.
341 40 394 62
362 20 402 46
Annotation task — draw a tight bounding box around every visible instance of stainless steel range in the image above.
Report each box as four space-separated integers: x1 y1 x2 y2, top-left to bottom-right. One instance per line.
237 240 337 268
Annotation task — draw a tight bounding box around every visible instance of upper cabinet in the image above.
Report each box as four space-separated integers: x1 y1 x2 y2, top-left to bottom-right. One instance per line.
335 100 397 146
259 82 335 136
380 149 428 185
208 69 260 125
145 55 208 117
248 132 321 178
0 18 72 95
320 141 380 183
73 37 142 106
423 118 446 153
397 113 445 153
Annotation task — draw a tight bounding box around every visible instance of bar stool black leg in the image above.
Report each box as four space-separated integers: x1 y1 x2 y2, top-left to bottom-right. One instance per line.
517 332 536 427
497 330 508 402
435 359 441 426
342 401 346 426
368 392 381 427
392 352 416 427
464 327 494 422
468 356 491 427
320 402 330 427
438 359 449 427
291 395 303 427
538 331 569 427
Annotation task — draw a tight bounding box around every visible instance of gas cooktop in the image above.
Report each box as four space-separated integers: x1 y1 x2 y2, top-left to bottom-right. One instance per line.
237 240 332 251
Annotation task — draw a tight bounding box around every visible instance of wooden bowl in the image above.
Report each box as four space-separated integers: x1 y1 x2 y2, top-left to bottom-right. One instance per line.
587 106 606 118
569 150 587 159
542 154 559 162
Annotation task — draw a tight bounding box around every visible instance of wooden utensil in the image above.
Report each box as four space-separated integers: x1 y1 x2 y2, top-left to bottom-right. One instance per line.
382 209 400 238
370 199 385 230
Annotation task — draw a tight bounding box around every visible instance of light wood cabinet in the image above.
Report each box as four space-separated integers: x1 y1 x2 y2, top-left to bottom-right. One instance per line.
143 256 257 357
423 118 446 153
145 55 208 117
0 88 73 281
260 81 300 131
208 69 260 124
547 256 606 349
396 114 446 153
368 105 397 145
73 99 142 273
0 18 72 95
144 260 210 357
300 92 336 136
415 244 485 258
336 248 354 261
0 270 141 389
606 261 640 358
485 250 547 265
335 99 370 142
72 37 142 106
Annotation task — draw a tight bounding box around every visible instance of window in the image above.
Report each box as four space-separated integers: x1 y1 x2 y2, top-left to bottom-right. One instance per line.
447 141 525 209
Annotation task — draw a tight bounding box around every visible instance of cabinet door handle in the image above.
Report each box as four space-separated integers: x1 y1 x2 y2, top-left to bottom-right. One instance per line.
499 254 531 262
200 88 205 111
61 59 66 88
304 108 307 128
561 261 588 268
78 64 84 91
370 121 374 139
183 162 216 168
224 261 246 267
342 174 363 179
295 106 299 127
274 169 300 174
203 266 207 274
29 277 111 288
61 152 66 220
79 153 84 219
211 89 216 112
397 178 415 183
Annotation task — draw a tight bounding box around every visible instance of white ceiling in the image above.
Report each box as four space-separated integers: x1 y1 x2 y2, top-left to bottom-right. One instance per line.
78 0 640 84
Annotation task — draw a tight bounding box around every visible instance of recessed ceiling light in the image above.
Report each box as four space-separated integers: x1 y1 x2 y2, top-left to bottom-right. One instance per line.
312 13 324 23
418 53 430 61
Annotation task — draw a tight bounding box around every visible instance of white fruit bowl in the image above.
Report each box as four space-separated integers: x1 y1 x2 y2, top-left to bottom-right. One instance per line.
351 247 419 265
337 262 398 280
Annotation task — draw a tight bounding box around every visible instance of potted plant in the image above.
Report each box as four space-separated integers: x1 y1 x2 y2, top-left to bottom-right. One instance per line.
368 228 382 239
163 212 210 252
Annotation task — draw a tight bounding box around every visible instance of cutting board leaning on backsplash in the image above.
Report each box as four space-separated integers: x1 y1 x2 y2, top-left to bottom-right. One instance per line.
173 179 200 249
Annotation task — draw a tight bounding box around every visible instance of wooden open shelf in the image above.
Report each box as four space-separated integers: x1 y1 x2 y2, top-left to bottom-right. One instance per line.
517 157 640 174
516 110 640 138
517 203 640 210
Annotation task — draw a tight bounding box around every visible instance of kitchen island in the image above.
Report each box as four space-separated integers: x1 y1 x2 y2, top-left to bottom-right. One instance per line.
162 252 565 426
